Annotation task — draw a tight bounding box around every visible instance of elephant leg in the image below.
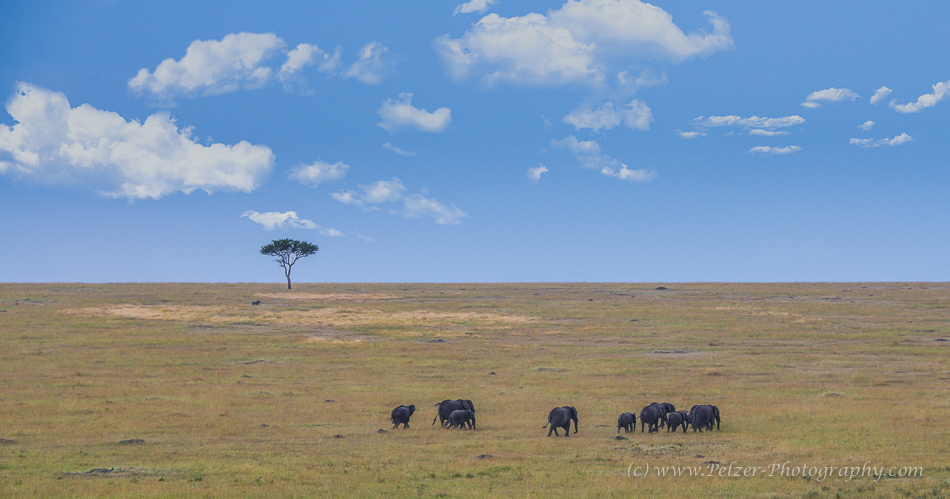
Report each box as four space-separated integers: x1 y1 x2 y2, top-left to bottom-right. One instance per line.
563 426 569 437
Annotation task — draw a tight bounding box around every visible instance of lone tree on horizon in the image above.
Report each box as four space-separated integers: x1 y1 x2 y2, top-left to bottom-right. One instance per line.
260 239 318 290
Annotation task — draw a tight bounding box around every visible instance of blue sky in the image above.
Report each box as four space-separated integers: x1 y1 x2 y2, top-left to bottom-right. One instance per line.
1 0 948 283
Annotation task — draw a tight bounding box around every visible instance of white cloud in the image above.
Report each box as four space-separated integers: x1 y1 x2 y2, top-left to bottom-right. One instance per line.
277 43 342 82
870 86 892 105
332 178 466 224
454 0 497 16
377 93 452 133
241 210 344 236
382 142 417 156
889 80 950 113
343 42 394 85
332 178 407 209
749 145 802 155
288 160 349 187
690 115 805 129
562 99 652 132
0 83 273 199
676 129 706 138
859 121 875 131
601 163 656 182
241 210 316 230
527 164 549 182
748 129 790 137
617 69 668 89
550 135 655 182
402 193 468 225
435 1 732 87
849 133 913 148
551 135 600 160
129 32 284 99
801 87 859 108
353 231 375 242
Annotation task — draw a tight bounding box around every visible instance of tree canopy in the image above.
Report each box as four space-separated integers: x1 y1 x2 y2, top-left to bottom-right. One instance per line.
260 239 318 289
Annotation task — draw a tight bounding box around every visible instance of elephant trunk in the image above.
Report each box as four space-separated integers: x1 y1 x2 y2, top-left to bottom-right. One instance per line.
573 419 579 434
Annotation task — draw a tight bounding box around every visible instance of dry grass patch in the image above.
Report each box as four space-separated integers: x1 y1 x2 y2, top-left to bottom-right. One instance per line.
4 282 950 498
253 292 398 301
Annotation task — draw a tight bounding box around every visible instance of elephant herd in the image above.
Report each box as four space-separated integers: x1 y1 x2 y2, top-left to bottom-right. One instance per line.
618 402 722 435
390 399 721 437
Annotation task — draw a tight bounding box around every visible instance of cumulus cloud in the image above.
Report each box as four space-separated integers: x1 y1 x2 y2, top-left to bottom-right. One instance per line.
332 177 466 224
550 135 655 182
288 160 349 187
129 32 284 99
454 0 497 15
435 0 733 87
870 86 892 105
748 129 790 137
601 163 656 182
690 115 805 130
849 133 913 148
749 145 801 155
562 99 652 132
859 121 875 131
343 42 395 85
527 164 549 182
242 210 344 235
0 82 273 199
675 129 706 138
128 33 392 99
277 43 342 83
377 93 452 133
801 87 859 108
382 142 417 156
889 80 950 113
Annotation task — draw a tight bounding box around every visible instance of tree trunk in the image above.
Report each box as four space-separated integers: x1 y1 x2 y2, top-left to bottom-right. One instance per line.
287 274 292 290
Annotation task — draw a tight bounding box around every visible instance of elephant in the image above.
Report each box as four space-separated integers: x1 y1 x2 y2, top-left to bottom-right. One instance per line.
543 406 578 437
689 405 721 432
639 404 664 433
432 399 476 427
446 409 476 430
617 412 636 433
390 404 415 429
664 411 688 433
648 402 676 428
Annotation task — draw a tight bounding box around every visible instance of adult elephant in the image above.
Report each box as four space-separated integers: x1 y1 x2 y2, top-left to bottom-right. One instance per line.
391 404 415 429
639 404 664 433
447 409 476 430
689 405 720 432
432 399 476 427
617 412 636 433
543 406 579 437
648 402 676 428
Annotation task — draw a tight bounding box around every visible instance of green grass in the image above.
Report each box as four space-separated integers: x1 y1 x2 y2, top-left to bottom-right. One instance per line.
0 282 948 497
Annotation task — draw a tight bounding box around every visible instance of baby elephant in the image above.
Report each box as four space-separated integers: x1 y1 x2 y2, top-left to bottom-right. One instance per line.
664 411 689 433
391 404 416 429
447 409 476 430
617 412 636 433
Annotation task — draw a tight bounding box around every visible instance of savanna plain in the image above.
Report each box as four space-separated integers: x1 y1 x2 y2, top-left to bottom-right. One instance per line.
1 282 949 498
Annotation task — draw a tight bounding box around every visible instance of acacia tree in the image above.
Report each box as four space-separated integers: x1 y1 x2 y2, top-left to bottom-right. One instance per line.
260 239 318 290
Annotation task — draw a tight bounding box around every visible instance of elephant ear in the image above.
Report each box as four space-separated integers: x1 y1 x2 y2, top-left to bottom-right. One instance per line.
570 407 578 419
409 405 416 415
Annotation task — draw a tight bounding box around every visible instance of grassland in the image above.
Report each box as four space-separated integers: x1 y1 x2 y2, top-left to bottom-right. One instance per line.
0 282 948 498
